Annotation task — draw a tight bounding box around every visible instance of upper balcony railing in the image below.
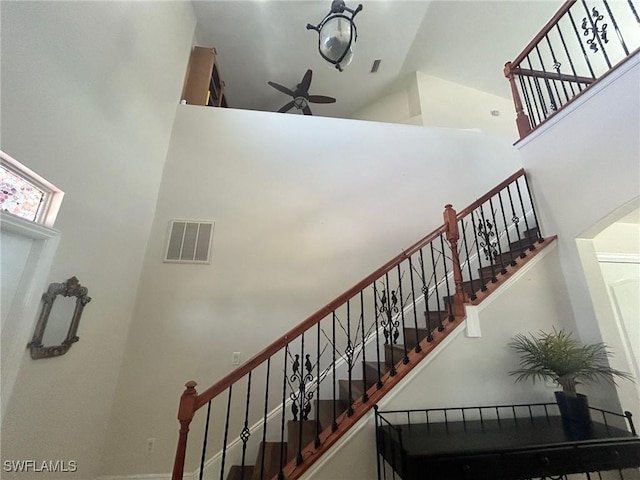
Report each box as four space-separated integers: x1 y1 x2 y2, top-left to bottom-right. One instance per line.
505 0 640 138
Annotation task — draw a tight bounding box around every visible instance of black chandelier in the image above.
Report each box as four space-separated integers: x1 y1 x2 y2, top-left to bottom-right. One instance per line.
306 0 363 72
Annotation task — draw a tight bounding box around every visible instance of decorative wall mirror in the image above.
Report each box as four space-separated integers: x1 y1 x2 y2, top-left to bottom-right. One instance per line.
28 276 91 359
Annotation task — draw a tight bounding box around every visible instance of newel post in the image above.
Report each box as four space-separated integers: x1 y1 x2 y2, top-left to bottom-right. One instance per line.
172 381 198 480
504 62 532 138
443 205 469 317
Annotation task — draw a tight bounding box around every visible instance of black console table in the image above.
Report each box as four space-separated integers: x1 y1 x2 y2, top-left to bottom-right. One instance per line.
375 403 640 480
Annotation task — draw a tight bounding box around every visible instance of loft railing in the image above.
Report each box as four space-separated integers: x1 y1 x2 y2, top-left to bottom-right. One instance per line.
505 0 640 137
171 169 546 480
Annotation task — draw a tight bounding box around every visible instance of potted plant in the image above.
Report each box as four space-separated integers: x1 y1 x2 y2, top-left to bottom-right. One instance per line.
508 328 633 438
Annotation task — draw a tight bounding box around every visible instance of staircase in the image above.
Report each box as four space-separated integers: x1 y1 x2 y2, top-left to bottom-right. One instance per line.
222 228 546 480
171 169 554 480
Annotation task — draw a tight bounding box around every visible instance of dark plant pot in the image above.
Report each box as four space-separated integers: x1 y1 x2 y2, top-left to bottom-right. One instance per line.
555 391 592 440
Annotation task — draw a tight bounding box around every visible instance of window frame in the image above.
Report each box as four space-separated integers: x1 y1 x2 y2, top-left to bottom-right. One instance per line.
0 150 64 228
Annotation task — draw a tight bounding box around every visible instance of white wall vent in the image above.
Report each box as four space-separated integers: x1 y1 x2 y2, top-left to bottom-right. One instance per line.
164 220 214 264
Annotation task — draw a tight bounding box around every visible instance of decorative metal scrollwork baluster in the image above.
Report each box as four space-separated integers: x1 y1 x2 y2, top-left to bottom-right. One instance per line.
379 287 399 345
477 217 498 263
582 6 608 53
288 353 314 421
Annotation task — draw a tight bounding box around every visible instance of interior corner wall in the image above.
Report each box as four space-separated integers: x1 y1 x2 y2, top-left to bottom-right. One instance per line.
301 243 575 480
415 72 518 136
516 53 640 407
351 72 518 137
100 105 523 477
0 2 196 478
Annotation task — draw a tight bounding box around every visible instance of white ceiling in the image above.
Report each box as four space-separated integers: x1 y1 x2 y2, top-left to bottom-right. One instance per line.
192 0 564 119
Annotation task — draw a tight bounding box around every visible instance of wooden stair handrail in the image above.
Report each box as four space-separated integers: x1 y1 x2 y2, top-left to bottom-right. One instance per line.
173 169 531 479
512 68 595 85
194 224 447 410
455 169 525 220
509 0 576 70
192 169 526 410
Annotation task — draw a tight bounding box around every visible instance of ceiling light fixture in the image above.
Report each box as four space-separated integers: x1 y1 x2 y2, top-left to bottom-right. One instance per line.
307 0 363 72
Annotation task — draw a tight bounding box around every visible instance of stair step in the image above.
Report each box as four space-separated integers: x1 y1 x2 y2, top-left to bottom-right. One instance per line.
287 420 318 463
422 310 449 332
364 361 390 389
315 399 348 430
384 343 409 368
402 327 431 350
508 228 540 251
251 441 286 480
227 465 255 480
338 379 365 405
442 279 485 306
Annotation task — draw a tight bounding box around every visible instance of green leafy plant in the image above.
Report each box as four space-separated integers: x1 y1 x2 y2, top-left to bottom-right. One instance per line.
508 328 633 396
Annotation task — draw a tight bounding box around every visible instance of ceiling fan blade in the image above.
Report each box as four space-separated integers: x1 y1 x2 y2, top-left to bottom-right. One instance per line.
268 81 295 97
300 69 313 92
308 95 336 104
302 105 313 116
278 100 296 113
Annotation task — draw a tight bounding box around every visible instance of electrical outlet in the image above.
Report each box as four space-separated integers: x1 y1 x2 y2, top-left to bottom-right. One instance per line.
232 352 241 365
146 438 155 454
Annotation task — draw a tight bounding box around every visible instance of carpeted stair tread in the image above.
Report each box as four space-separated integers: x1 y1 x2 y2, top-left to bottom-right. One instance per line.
227 465 254 480
338 379 365 404
251 441 286 480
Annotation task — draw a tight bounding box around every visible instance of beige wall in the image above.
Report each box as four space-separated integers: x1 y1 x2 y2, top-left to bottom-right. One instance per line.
352 72 517 137
0 2 196 478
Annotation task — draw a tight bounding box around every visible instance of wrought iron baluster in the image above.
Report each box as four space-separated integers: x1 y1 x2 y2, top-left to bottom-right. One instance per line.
515 178 534 250
526 55 549 118
346 300 355 415
534 45 559 112
470 210 488 291
556 23 582 96
581 0 612 67
602 0 629 55
360 290 370 402
523 174 544 243
460 220 477 301
260 358 271 480
278 348 288 480
220 386 233 480
521 69 542 126
429 242 445 332
332 312 338 431
628 0 640 24
373 283 383 389
477 205 498 283
396 265 409 363
418 248 433 340
517 75 537 127
240 372 252 469
408 256 421 352
506 184 526 259
568 9 598 79
314 323 321 447
489 197 507 275
380 273 398 376
497 191 516 267
545 34 571 104
439 234 454 321
295 335 310 465
199 401 212 480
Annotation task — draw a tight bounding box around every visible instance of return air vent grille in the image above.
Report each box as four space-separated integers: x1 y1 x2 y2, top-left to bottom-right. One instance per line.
164 220 214 264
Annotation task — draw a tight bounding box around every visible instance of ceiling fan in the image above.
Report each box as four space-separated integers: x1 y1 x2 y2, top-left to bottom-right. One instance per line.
268 69 336 115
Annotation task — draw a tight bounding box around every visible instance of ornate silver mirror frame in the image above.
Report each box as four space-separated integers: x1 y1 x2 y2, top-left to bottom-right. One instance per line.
27 276 91 359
